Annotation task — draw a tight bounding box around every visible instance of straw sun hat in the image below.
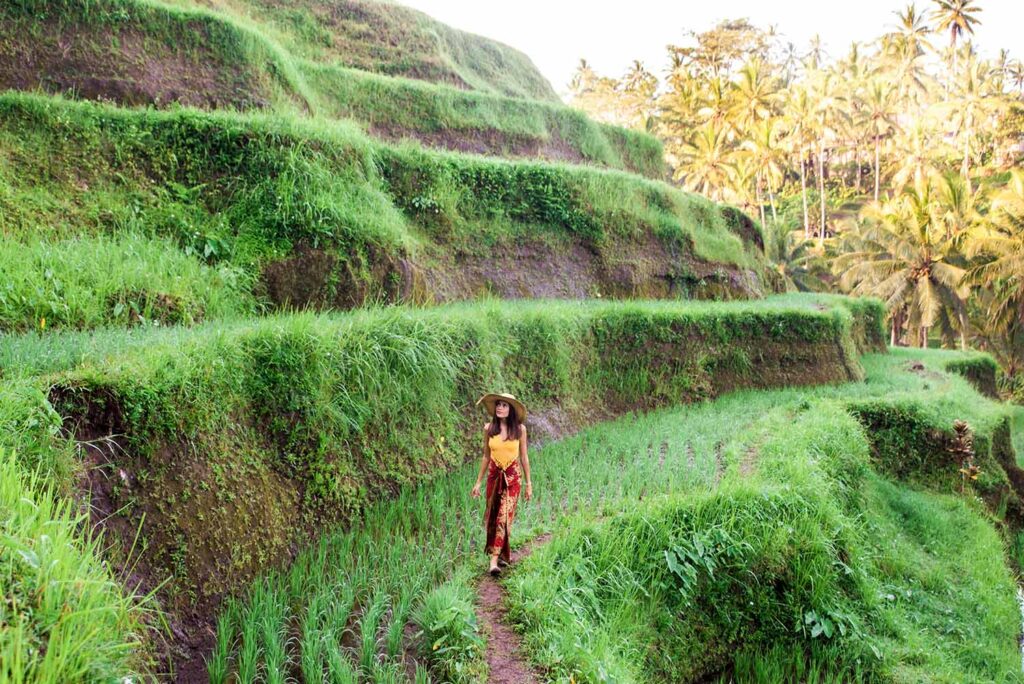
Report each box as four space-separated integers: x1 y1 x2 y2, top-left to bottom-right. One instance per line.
476 392 527 422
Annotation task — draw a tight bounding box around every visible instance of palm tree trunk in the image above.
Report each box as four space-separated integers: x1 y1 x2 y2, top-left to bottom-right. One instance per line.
854 148 862 193
768 184 778 226
920 325 928 348
756 173 766 230
874 134 881 202
961 116 971 180
817 138 826 242
800 152 810 238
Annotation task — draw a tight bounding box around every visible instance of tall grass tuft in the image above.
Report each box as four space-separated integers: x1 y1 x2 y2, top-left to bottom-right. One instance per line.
0 449 154 682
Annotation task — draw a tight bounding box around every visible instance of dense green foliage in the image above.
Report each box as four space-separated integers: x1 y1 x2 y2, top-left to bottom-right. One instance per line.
570 11 1024 378
0 92 752 332
304 64 666 178
204 349 1021 682
0 297 866 616
0 295 875 680
1 1 1021 680
0 0 666 176
505 351 1022 683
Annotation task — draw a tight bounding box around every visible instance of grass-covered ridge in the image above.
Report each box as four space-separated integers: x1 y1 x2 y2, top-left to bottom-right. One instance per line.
6 294 864 597
1 0 557 102
0 295 874 676
0 92 760 332
0 0 666 175
0 450 155 681
210 349 1023 683
177 0 561 102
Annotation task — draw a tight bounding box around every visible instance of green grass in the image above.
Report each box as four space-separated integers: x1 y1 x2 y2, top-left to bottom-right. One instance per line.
0 0 666 176
301 62 665 178
203 349 1022 682
168 0 561 102
0 294 1017 681
0 234 254 331
0 449 156 682
0 296 867 671
0 92 754 331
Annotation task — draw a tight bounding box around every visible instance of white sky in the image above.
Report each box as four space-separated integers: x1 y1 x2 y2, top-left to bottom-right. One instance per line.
401 0 1023 100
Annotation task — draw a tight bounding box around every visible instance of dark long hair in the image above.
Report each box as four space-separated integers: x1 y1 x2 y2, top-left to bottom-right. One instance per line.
486 403 522 441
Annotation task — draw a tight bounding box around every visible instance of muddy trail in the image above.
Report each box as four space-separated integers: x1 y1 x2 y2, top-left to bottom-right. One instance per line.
475 534 551 684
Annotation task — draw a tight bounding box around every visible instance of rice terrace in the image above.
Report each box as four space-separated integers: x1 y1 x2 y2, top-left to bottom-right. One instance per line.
3 0 1024 682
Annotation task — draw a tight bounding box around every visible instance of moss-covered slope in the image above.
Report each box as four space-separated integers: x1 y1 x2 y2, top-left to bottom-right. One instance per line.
0 93 764 333
0 0 666 175
185 0 561 102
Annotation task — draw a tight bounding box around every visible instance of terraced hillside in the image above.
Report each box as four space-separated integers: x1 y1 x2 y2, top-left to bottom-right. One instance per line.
0 0 664 176
2 1 1023 683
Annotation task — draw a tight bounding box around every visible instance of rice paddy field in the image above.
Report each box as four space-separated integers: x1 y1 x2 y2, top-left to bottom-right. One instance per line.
205 348 1023 683
1 1 1023 682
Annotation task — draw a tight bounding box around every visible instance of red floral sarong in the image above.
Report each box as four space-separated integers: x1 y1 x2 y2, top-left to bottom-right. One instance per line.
484 460 521 562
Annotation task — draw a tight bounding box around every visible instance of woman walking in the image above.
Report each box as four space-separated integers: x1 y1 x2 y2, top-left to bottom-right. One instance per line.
471 393 532 576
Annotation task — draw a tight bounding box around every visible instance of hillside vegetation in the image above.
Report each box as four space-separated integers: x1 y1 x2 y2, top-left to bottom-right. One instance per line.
211 348 1024 683
2 0 1023 682
0 92 760 333
0 0 666 176
0 295 879 679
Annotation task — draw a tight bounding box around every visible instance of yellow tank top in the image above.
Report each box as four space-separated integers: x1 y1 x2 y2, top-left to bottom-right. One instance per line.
488 434 520 471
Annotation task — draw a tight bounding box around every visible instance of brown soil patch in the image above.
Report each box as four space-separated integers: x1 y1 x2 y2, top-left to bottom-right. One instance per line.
905 360 946 383
0 18 273 110
739 445 758 478
476 534 551 684
418 236 763 305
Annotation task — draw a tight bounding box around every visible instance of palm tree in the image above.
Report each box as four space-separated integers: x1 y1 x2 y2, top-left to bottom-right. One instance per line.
881 4 935 106
765 223 831 292
942 56 1001 179
933 171 982 240
1008 60 1024 96
930 0 982 89
834 182 970 347
696 76 732 126
783 86 816 237
858 79 901 201
890 119 944 190
740 118 786 228
729 59 779 133
966 170 1024 339
808 70 849 241
892 3 935 58
805 35 827 70
675 121 735 202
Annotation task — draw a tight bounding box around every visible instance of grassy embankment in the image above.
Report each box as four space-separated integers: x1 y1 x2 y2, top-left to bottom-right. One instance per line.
207 347 1023 683
0 92 757 333
0 0 665 177
167 0 562 102
0 295 875 680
